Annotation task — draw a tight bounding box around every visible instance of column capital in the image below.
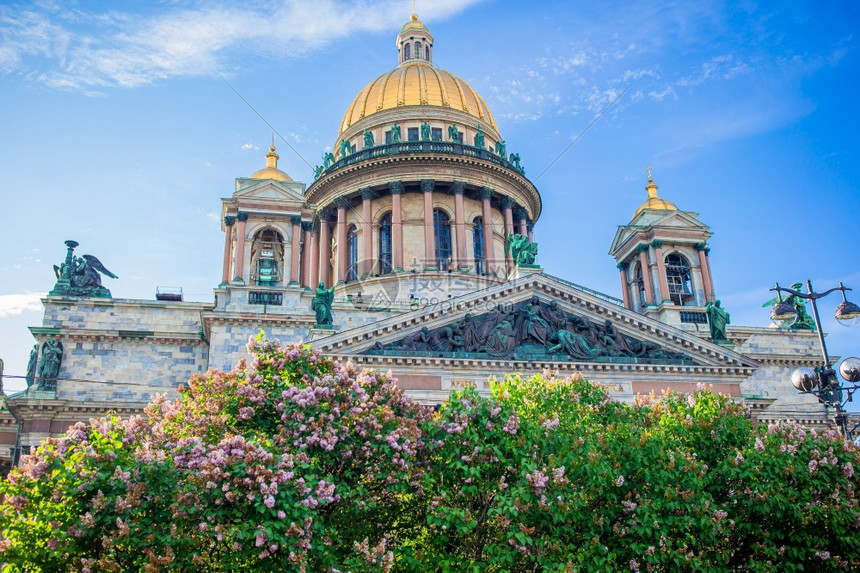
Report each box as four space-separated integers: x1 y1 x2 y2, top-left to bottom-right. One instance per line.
334 196 351 210
420 179 435 193
650 239 663 249
526 221 535 232
359 186 375 200
499 196 514 210
513 206 528 220
479 186 494 200
635 243 650 254
318 208 333 221
451 181 467 195
236 212 249 222
695 242 711 254
224 215 236 227
387 181 403 195
617 262 629 271
290 215 302 225
301 221 314 232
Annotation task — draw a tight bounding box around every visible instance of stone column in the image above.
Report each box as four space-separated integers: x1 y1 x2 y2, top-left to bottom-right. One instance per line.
421 179 435 270
527 222 534 243
501 197 514 274
232 212 248 283
301 221 313 288
514 207 528 236
318 210 332 287
388 181 404 272
636 243 654 305
309 222 320 289
480 187 494 275
696 243 715 303
651 240 670 304
452 181 467 270
221 215 235 286
289 216 302 286
617 262 632 310
335 197 350 283
360 187 374 277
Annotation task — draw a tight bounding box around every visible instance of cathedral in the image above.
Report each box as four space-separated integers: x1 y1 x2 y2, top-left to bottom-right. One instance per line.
0 14 831 473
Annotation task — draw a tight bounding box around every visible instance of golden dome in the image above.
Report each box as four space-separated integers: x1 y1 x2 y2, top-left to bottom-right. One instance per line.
633 170 677 218
402 13 430 34
338 60 497 136
250 145 293 182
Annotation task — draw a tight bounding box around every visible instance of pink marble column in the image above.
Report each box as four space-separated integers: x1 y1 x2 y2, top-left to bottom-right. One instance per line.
480 187 494 274
618 262 632 310
289 216 301 286
421 179 435 269
301 221 313 288
515 207 528 236
360 187 374 276
335 197 350 283
318 212 331 287
221 215 235 285
452 182 467 269
232 212 248 282
652 240 670 303
696 243 715 302
637 244 655 305
527 222 534 243
501 197 514 274
309 223 320 288
388 181 404 271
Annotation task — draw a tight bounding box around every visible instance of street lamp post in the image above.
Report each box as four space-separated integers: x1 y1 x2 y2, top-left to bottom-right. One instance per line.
769 280 860 440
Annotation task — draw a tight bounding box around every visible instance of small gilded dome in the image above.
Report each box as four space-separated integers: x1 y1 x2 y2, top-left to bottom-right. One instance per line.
339 61 497 137
632 170 677 218
250 145 293 182
402 13 430 34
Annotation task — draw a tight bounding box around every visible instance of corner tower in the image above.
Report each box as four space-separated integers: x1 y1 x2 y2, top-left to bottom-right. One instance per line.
608 169 717 329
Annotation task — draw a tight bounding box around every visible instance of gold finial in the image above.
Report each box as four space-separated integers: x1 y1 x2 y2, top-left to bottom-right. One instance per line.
647 166 653 183
265 142 279 169
271 133 275 150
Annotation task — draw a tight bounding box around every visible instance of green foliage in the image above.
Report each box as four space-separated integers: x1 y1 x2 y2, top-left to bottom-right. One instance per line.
2 339 858 571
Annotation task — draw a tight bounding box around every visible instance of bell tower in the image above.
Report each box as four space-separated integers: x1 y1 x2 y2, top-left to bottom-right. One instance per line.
608 169 717 330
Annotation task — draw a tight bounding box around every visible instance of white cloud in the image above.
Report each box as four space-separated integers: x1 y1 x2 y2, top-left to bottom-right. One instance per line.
0 0 486 92
0 293 46 318
241 143 258 150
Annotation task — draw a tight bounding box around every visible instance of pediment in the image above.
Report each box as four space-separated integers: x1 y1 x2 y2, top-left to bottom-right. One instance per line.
312 273 757 370
233 178 307 203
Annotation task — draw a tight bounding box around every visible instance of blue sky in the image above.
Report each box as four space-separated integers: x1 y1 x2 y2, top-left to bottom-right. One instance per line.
1 0 859 399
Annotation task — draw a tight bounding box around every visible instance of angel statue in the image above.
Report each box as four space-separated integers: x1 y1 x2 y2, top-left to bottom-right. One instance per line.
312 282 335 327
762 282 816 330
505 233 538 267
50 240 118 298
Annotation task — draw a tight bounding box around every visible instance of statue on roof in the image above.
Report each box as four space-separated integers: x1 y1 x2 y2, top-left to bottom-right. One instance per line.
474 125 485 149
505 233 538 266
312 282 335 327
705 300 731 343
50 240 117 298
390 122 401 143
313 165 324 180
25 344 38 389
323 152 335 169
509 153 524 174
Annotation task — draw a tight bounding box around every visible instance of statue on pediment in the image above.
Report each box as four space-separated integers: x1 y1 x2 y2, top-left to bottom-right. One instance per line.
548 321 602 360
478 318 517 357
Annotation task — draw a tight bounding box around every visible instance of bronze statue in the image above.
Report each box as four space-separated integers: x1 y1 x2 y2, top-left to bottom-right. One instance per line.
762 283 816 330
479 318 517 357
509 153 524 174
50 241 117 298
705 300 730 343
339 139 351 157
323 152 335 168
391 122 401 143
600 320 633 355
312 282 335 327
25 344 38 389
474 125 485 148
421 122 431 141
448 123 459 141
363 129 374 148
37 338 63 391
505 234 538 266
548 321 602 360
313 165 324 179
494 140 507 159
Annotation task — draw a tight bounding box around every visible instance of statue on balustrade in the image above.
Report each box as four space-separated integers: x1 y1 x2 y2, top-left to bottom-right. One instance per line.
390 122 401 143
312 282 335 327
339 138 351 157
323 152 335 168
474 125 485 148
313 165 324 179
363 129 374 148
421 122 431 141
448 123 459 142
494 139 507 159
509 153 524 174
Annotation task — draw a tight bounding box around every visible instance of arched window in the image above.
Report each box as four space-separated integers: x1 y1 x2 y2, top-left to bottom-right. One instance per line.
434 209 452 271
379 212 392 275
347 225 358 282
415 42 422 59
632 261 646 307
251 228 284 286
472 217 485 274
403 43 411 60
425 45 430 60
665 253 693 305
